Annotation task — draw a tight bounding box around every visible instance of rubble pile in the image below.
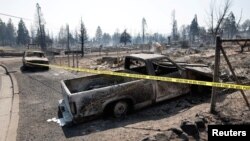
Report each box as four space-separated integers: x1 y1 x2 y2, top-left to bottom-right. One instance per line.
95 56 124 70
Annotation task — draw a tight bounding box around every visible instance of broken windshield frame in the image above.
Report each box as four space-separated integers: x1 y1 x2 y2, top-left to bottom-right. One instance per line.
151 57 185 76
152 57 184 70
26 52 45 58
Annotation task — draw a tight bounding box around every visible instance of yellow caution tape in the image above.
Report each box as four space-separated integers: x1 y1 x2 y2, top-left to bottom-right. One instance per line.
27 62 250 90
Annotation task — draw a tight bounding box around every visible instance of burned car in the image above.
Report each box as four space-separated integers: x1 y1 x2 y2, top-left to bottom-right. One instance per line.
22 50 49 70
58 53 213 125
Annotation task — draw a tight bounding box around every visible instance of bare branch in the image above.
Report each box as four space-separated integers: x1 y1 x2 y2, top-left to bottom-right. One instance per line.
207 0 232 40
207 0 215 34
236 9 243 29
214 0 232 34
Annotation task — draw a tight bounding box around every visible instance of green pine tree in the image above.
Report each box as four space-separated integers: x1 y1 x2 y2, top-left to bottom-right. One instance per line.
120 29 131 45
17 19 30 45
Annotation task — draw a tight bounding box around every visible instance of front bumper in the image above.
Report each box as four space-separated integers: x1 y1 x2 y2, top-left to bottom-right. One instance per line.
58 99 73 125
24 61 49 68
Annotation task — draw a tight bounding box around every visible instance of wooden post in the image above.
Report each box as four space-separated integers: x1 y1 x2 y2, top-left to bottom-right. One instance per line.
67 24 70 67
210 36 221 113
80 18 85 57
72 50 75 67
59 57 61 66
76 51 79 68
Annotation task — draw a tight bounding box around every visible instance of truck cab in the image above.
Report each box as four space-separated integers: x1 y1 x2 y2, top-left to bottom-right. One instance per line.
124 54 191 102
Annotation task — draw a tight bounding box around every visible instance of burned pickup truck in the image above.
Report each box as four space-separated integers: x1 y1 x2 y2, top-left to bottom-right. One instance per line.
58 54 213 124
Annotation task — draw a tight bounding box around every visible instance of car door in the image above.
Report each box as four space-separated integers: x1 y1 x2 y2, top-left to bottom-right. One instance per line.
125 57 157 105
153 59 190 102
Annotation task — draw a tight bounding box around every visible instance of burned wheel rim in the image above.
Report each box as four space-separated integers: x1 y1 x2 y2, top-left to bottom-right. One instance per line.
113 101 128 118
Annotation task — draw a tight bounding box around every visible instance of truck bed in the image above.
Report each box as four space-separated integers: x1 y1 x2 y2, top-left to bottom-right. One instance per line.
64 74 136 94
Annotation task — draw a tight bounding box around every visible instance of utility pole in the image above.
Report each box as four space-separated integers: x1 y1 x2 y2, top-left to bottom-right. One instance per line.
36 3 46 51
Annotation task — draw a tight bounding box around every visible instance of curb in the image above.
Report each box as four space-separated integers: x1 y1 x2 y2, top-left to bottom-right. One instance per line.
0 64 19 95
0 64 19 141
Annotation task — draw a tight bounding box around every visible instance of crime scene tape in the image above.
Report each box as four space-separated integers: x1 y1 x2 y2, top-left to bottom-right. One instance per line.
26 62 250 90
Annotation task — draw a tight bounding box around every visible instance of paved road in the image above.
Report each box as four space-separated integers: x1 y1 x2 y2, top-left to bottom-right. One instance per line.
7 62 80 141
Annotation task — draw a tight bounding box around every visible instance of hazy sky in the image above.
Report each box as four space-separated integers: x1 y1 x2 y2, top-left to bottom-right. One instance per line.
1 0 250 38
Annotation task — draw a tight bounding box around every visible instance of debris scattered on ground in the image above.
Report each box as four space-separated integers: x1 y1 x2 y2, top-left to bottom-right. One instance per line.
96 56 124 69
47 117 66 126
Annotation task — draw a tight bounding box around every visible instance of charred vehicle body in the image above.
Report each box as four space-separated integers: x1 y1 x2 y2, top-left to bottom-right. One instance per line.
58 54 213 125
22 50 49 70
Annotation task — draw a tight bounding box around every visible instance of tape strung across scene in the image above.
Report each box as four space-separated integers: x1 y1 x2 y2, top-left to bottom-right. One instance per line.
26 62 250 90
